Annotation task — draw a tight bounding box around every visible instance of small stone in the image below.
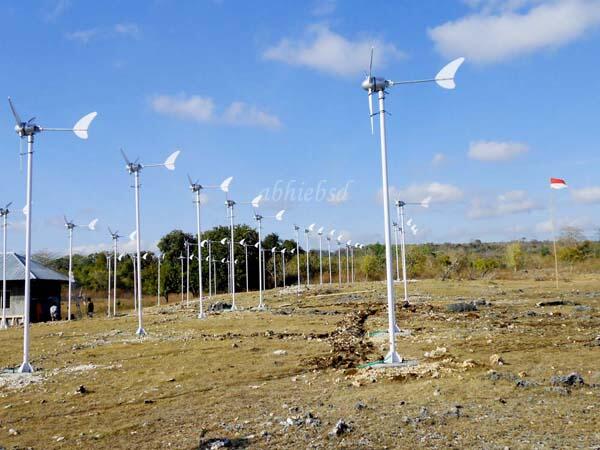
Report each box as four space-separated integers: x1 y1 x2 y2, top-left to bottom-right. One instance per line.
329 419 351 437
489 354 505 366
354 401 367 410
550 372 585 387
76 385 88 394
273 350 287 356
8 428 18 436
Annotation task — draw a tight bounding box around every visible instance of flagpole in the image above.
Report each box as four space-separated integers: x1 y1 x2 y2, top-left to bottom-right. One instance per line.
550 188 559 289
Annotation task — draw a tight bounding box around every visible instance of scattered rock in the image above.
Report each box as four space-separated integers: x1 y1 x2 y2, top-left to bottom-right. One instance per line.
424 347 447 359
8 428 18 436
536 300 578 307
354 401 367 411
515 379 537 388
273 350 287 356
329 419 351 437
76 385 88 394
550 372 585 387
209 302 233 312
446 302 477 313
489 354 505 366
144 399 154 404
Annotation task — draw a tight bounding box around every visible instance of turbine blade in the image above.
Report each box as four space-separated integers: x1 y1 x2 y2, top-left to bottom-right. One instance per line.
368 46 373 79
73 112 97 139
220 176 233 193
5 202 12 210
8 97 22 126
251 194 263 209
435 57 465 90
187 173 194 186
164 150 180 170
120 148 131 165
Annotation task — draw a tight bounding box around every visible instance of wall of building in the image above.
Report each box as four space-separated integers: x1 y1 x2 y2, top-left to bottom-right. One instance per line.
0 280 63 322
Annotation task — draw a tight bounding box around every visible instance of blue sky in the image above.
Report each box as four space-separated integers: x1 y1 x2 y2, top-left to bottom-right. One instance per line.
1 0 600 255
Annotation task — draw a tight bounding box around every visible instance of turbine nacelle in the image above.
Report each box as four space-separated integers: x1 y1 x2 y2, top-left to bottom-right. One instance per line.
361 76 388 93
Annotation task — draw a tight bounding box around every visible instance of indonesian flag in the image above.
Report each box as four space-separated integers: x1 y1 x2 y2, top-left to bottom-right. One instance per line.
550 178 567 190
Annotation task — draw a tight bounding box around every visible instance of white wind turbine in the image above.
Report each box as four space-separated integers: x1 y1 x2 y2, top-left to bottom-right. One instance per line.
178 253 185 303
395 197 430 304
64 216 98 321
317 227 324 285
108 228 122 316
120 148 180 336
336 234 343 285
8 98 97 373
156 253 165 306
280 248 287 288
304 223 316 287
188 175 231 318
362 48 464 365
239 238 252 293
293 225 301 295
201 240 214 297
0 202 12 330
326 229 336 284
271 247 278 288
254 209 285 309
345 240 352 284
105 254 111 317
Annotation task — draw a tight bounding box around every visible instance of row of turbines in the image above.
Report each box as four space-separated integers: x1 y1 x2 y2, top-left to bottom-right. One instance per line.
2 48 464 372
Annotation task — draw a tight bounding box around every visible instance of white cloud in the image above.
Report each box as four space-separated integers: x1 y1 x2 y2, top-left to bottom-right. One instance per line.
66 28 98 44
429 0 600 63
151 94 281 130
45 0 70 21
571 186 600 204
114 23 141 39
432 153 446 166
263 24 404 77
66 23 141 44
468 190 540 219
468 140 528 161
535 216 593 234
382 182 463 204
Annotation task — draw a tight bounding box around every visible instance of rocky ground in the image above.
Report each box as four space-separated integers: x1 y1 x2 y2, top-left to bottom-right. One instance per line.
0 277 599 449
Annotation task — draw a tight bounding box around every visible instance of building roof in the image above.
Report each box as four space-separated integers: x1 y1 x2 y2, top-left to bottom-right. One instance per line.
0 253 69 282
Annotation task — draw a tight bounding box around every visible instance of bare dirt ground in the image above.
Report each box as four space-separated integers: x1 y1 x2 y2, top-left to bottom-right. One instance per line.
0 277 599 449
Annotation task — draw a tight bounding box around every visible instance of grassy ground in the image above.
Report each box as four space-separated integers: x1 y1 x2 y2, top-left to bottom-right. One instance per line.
0 276 599 449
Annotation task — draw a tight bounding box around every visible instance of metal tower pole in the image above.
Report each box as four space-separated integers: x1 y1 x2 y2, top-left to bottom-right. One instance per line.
107 256 111 317
18 135 34 372
1 212 7 329
195 190 205 318
399 204 409 303
113 238 118 315
377 89 400 364
68 227 73 321
134 170 145 336
257 218 264 309
327 238 332 285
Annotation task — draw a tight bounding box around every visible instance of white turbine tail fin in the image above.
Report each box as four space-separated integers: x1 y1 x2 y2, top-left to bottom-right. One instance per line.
329 229 336 236
407 218 413 226
220 238 228 245
275 209 285 221
220 176 233 193
200 239 208 247
129 230 137 241
308 223 316 232
317 226 324 234
164 150 180 170
435 57 465 90
239 238 246 245
88 218 98 231
73 112 98 140
142 252 149 260
421 196 432 208
346 240 352 246
251 194 263 208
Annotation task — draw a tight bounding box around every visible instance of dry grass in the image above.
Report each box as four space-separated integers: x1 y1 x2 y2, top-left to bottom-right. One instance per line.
0 277 599 449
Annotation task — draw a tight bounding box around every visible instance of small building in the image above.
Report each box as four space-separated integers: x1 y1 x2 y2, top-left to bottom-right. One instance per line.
0 253 69 324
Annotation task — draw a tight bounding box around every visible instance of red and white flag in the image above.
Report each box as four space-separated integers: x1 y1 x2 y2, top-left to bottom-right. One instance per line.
550 178 567 190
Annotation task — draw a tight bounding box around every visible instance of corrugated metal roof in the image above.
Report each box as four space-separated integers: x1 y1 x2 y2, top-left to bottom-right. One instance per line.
0 253 69 282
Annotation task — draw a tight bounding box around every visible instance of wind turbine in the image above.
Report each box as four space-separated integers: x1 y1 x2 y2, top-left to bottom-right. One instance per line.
239 238 250 293
108 228 122 316
336 234 343 285
8 98 97 373
184 241 192 307
345 240 352 284
361 47 464 364
178 253 185 303
280 248 287 287
271 247 278 288
395 197 429 304
64 216 98 321
317 227 324 285
201 240 214 297
326 229 335 284
293 225 301 295
120 148 180 336
304 223 315 287
253 208 285 309
352 242 360 283
220 238 231 293
392 221 401 282
128 231 138 312
156 253 165 306
188 175 231 318
0 202 11 330
105 254 111 317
